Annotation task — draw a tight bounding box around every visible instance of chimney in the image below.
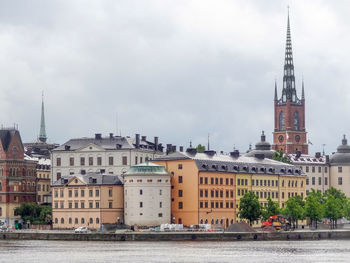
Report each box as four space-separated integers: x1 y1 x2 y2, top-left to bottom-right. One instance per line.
141 136 147 141
179 146 184 152
109 133 114 139
172 145 177 152
325 155 330 164
230 150 239 158
166 144 172 155
154 136 159 151
315 152 321 158
135 134 140 149
95 133 102 140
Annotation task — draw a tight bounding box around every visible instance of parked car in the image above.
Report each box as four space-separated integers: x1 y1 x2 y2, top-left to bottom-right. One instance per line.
75 226 88 233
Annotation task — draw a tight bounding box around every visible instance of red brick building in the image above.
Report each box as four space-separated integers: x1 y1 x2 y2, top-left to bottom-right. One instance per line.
0 128 37 226
272 14 308 155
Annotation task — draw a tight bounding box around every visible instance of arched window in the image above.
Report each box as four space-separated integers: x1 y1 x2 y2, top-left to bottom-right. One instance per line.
61 218 64 224
81 218 85 224
294 111 300 130
279 111 285 130
55 218 58 224
89 218 93 224
96 218 100 224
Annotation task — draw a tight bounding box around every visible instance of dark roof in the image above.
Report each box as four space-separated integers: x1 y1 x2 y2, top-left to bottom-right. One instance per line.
0 129 17 152
155 151 304 177
53 135 162 152
52 173 123 186
245 131 274 159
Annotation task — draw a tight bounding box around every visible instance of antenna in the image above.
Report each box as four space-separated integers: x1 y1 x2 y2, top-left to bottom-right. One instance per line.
322 144 326 156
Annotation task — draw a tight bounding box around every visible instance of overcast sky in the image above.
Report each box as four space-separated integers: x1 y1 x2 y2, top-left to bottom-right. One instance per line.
0 0 349 155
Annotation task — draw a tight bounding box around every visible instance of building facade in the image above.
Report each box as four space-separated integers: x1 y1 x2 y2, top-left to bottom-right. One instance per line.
0 129 37 226
51 133 164 183
154 148 306 227
36 158 51 204
273 13 308 154
124 162 171 226
52 173 124 229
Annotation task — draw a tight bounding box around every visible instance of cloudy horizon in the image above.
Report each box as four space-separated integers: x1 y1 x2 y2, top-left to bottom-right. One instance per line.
0 0 349 155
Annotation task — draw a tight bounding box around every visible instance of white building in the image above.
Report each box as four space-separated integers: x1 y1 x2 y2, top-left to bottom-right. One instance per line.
51 133 164 183
124 162 171 226
288 153 329 194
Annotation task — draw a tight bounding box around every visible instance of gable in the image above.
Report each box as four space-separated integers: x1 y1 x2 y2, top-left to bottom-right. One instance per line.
76 143 105 152
67 176 86 186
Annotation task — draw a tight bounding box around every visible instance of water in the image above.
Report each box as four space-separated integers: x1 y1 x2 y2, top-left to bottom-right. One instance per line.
0 239 349 262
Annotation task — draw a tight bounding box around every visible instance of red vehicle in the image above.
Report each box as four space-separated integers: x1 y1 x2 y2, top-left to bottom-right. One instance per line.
262 215 290 231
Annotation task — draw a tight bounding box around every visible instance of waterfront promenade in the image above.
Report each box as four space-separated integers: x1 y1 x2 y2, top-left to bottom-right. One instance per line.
2 229 350 242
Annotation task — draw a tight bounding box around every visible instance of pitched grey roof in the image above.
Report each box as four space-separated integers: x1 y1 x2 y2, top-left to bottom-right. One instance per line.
155 151 305 177
52 173 123 186
53 135 162 152
288 154 327 165
0 129 18 152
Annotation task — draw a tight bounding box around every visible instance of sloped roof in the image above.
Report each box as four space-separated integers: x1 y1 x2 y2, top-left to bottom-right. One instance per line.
52 173 123 186
0 129 17 152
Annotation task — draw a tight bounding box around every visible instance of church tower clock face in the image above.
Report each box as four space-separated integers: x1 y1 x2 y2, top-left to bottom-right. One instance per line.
295 135 300 142
278 135 284 143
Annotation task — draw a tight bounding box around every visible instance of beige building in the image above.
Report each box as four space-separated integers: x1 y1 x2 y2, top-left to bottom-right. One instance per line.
329 135 350 196
36 158 51 204
52 173 124 229
124 162 171 226
288 153 329 194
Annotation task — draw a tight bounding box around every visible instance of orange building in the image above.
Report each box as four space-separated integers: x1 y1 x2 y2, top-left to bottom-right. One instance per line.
155 149 306 228
52 173 123 229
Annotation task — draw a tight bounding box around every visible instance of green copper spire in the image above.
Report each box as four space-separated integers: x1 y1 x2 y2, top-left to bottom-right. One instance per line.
39 92 47 143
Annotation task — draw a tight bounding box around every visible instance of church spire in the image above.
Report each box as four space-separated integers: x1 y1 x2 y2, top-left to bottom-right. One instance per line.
302 79 305 100
282 9 297 102
274 80 278 100
39 92 47 143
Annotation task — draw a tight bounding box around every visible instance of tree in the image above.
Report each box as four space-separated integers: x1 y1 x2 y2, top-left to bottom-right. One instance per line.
272 149 290 163
283 195 305 228
324 187 347 229
239 191 262 226
261 197 280 220
196 144 205 153
305 190 324 229
14 203 51 225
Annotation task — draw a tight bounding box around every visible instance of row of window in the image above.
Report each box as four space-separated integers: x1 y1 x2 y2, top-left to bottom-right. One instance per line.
199 177 235 186
137 201 163 208
1 168 36 177
306 177 328 186
54 188 112 198
199 201 235 209
37 184 50 192
302 166 328 173
199 189 235 199
54 201 114 209
54 217 100 225
127 179 168 183
56 156 128 167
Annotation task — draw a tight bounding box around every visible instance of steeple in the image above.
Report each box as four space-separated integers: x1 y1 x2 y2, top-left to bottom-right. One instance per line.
39 92 47 143
302 79 305 100
281 9 298 103
274 80 278 100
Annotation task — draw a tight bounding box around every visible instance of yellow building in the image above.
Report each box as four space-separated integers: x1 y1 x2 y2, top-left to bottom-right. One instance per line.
52 173 124 230
155 148 306 228
36 158 51 204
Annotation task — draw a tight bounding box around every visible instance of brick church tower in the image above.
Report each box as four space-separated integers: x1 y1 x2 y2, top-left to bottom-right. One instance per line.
272 13 308 154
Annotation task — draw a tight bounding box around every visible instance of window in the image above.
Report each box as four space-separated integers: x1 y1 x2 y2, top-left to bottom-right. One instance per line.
80 157 85 166
178 164 183 169
306 178 309 185
122 156 127 165
135 156 138 165
54 202 58 208
89 157 93 166
211 190 214 198
140 189 143 195
96 189 99 197
226 178 229 185
325 167 328 173
54 190 58 198
69 190 72 197
200 190 203 197
230 178 233 185
159 201 162 208
74 190 78 197
109 189 113 197
89 189 93 197
205 177 208 184
69 202 72 209
55 218 58 224
245 179 248 186
211 178 214 184
220 178 223 185
81 218 85 224
325 177 328 185
279 111 285 130
178 190 183 197
61 218 64 224
57 172 61 180
252 180 254 186
159 189 162 195
312 167 315 173
338 167 343 173
109 156 113 165
81 190 85 197
158 213 163 218
96 202 99 208
215 178 218 185
282 192 285 199
89 202 93 208
75 218 78 224
178 202 183 209
109 202 112 208
81 202 85 209
318 167 321 173
178 176 183 183
70 157 74 166
306 166 309 173
205 190 208 197
294 111 299 130
140 202 143 208
74 202 78 209
312 177 315 185
90 218 93 224
220 190 223 198
318 177 321 185
60 202 64 208
338 177 343 185
56 158 61 166
200 177 203 184
96 157 102 166
237 179 240 186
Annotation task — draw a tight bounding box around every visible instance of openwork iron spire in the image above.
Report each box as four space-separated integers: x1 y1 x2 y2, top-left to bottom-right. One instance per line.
281 10 298 103
39 92 47 143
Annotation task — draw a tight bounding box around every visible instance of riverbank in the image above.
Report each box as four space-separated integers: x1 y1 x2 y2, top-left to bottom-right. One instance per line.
2 229 350 242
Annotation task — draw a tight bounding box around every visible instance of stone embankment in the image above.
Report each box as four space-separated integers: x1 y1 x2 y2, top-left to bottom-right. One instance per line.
2 230 350 242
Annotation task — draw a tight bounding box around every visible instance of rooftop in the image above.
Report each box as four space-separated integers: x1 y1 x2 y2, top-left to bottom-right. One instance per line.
52 173 123 186
126 161 168 175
